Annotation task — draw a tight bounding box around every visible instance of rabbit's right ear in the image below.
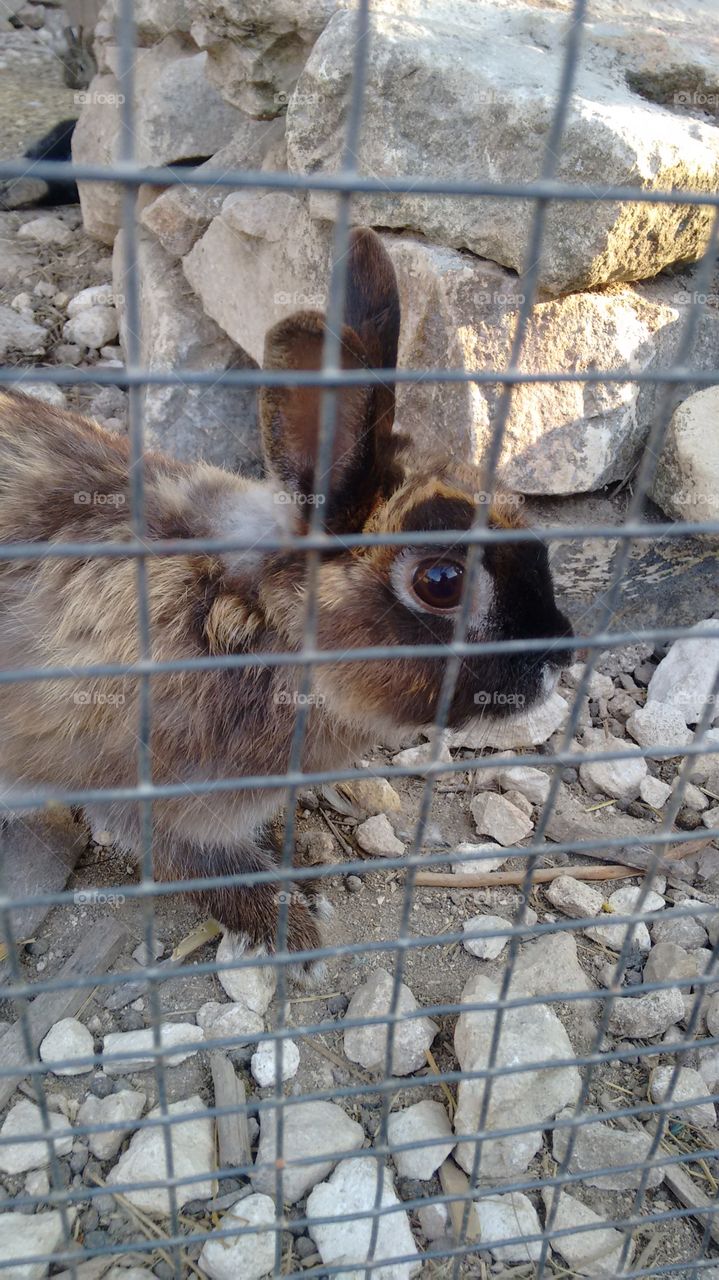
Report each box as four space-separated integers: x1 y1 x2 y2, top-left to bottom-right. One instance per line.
259 228 400 521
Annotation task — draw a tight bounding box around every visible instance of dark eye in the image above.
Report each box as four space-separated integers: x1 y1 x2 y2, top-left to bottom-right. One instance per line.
411 558 464 610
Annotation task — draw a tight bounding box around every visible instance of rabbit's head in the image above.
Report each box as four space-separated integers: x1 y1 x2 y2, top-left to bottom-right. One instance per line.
257 228 572 734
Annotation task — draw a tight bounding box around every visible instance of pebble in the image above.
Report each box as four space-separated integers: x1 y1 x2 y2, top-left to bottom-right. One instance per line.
608 885 665 916
33 281 55 299
646 621 719 726
470 791 533 846
295 829 338 864
24 1168 49 1199
77 1089 146 1161
475 1191 543 1261
355 812 405 858
216 933 277 1014
53 342 81 364
66 285 118 315
199 1192 277 1280
69 1144 90 1175
502 787 534 816
197 1000 264 1044
0 303 47 357
387 1101 453 1179
108 1094 214 1213
451 841 510 875
543 1189 634 1276
343 968 437 1075
0 1101 73 1174
462 913 512 960
651 910 709 951
579 728 648 802
342 776 402 814
90 1073 115 1099
650 1064 717 1128
552 1108 664 1190
307 1157 420 1279
39 1018 94 1076
676 806 704 830
707 993 719 1037
702 804 719 829
11 291 34 313
251 1037 300 1087
607 987 685 1038
17 215 73 245
509 931 593 999
0 1211 76 1278
626 702 693 753
676 781 710 811
295 1234 318 1260
392 736 452 771
17 381 66 408
63 306 119 351
584 916 651 954
102 1024 203 1074
545 875 604 919
639 775 672 808
417 1201 448 1241
644 941 697 986
345 875 363 894
252 1100 364 1203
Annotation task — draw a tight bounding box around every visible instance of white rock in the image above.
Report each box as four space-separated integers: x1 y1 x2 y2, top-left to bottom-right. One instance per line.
102 1023 203 1074
579 729 648 802
552 1109 663 1191
17 215 72 246
650 1065 716 1129
63 305 119 351
24 1169 49 1199
703 804 719 829
108 1094 214 1213
470 792 533 847
475 1191 542 1262
543 1189 633 1276
607 987 685 1038
251 1037 300 1087
652 907 709 951
508 932 594 1000
462 914 512 960
608 885 665 916
584 919 651 955
199 1193 277 1280
454 974 580 1181
0 304 47 358
67 284 118 316
342 777 402 815
563 665 614 701
644 941 697 986
0 1100 73 1174
306 1156 420 1280
651 392 719 525
545 876 604 919
417 1201 448 1241
197 1000 264 1043
289 5 719 295
0 1210 76 1280
216 933 277 1014
640 776 672 808
502 788 534 817
449 693 569 748
11 291 34 313
677 781 711 811
15 381 66 409
77 1089 146 1160
495 765 550 805
344 968 437 1076
252 1100 364 1204
387 1101 453 1180
39 1018 94 1076
451 842 510 876
391 737 452 772
626 703 693 753
355 813 406 859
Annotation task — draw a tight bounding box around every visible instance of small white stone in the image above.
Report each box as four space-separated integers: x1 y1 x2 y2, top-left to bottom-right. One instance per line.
650 1065 716 1128
197 1000 264 1043
251 1037 300 1087
355 812 406 858
0 1100 73 1174
0 304 47 357
108 1094 214 1213
545 876 604 919
476 1191 543 1262
342 777 402 814
66 284 118 315
563 663 615 700
0 1210 76 1280
675 780 710 811
63 305 119 350
392 738 452 771
652 906 708 950
585 919 652 954
497 765 551 804
607 987 685 1038
451 842 510 875
216 933 277 1014
387 1101 453 1179
24 1168 49 1199
39 1017 94 1076
344 968 437 1075
644 941 697 985
462 914 512 960
307 1156 420 1279
470 791 533 846
252 1100 364 1203
11 291 34 313
102 1023 203 1074
579 729 648 802
16 380 66 408
503 788 534 816
417 1201 448 1241
702 804 719 829
77 1089 146 1160
626 703 693 753
200 1193 277 1280
18 214 73 245
646 619 719 726
608 885 665 915
639 775 672 808
543 1189 633 1276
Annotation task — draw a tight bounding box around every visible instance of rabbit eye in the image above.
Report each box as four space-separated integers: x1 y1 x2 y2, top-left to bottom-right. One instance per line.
411 558 464 610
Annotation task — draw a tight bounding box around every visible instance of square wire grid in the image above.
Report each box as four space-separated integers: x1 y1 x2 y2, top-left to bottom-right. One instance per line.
0 0 718 1276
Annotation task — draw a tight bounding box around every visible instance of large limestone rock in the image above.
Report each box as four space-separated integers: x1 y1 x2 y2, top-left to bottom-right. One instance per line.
287 5 719 295
454 974 581 1182
113 229 262 472
74 38 242 245
650 388 719 525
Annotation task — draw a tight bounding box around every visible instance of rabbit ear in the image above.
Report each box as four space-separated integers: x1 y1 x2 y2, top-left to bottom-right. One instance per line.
259 228 400 511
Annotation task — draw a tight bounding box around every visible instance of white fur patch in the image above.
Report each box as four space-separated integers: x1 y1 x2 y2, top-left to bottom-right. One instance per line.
216 482 297 577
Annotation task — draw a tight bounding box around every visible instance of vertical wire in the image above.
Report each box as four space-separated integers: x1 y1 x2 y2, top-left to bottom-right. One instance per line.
536 209 719 1277
116 0 182 1270
271 1 371 1267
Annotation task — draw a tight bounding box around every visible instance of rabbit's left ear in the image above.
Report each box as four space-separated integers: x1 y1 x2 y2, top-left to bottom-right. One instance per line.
259 228 400 515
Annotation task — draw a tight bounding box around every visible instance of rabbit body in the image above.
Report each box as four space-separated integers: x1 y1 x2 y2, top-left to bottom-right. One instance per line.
0 230 571 960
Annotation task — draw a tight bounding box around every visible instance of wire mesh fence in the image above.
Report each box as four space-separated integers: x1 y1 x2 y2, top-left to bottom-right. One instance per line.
0 0 718 1276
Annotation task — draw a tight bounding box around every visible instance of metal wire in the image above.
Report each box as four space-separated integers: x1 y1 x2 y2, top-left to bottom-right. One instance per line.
0 0 718 1273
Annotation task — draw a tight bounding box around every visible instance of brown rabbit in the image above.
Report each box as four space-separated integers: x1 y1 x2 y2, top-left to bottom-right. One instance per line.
0 229 571 965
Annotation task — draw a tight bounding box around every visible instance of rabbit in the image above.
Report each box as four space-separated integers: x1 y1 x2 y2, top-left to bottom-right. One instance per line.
0 228 572 967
